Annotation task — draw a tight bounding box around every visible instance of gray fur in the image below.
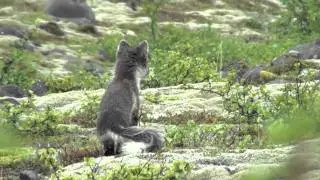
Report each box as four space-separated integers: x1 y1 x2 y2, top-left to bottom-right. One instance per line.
97 40 163 156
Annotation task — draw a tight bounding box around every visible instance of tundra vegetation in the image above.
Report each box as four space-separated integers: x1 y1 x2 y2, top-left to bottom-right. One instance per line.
0 0 320 179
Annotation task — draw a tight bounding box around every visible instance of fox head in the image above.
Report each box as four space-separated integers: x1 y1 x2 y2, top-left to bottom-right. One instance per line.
115 40 149 79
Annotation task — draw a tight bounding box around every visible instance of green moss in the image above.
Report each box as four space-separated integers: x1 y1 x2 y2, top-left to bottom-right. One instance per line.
237 165 286 180
259 70 277 81
0 49 40 89
144 92 180 104
18 12 49 25
0 147 34 165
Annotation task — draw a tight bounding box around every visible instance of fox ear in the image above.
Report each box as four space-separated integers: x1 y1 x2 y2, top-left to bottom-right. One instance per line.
137 40 149 54
117 40 130 54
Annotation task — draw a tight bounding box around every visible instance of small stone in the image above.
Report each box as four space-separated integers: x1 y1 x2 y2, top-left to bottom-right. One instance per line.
31 80 49 96
19 170 39 180
38 22 65 36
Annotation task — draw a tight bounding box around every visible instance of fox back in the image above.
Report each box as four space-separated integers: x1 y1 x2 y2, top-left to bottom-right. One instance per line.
97 40 163 156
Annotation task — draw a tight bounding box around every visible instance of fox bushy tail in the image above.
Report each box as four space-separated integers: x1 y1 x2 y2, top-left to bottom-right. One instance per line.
118 126 163 152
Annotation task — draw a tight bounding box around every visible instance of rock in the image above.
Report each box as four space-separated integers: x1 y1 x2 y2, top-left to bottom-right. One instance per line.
76 24 100 36
13 39 37 51
0 84 27 98
0 97 20 106
270 52 301 74
40 48 66 56
19 170 39 180
0 6 14 16
242 66 277 84
304 59 320 69
220 60 249 81
59 146 293 179
82 59 105 76
31 80 49 96
0 36 20 49
187 166 231 180
38 21 65 36
0 24 25 38
290 39 320 59
45 0 96 24
97 49 113 61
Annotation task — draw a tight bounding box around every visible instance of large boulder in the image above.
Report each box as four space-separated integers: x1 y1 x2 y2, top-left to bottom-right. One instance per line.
45 0 96 24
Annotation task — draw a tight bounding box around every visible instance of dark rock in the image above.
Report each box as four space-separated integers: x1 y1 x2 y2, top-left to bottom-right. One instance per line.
77 24 100 36
127 0 140 11
41 48 66 56
242 67 262 84
269 52 301 74
38 21 65 36
0 24 25 38
0 84 27 98
316 70 320 80
220 60 249 81
19 170 39 180
45 0 96 24
97 49 112 61
83 59 105 76
243 34 265 43
289 39 320 59
13 39 37 51
31 80 49 96
242 65 276 84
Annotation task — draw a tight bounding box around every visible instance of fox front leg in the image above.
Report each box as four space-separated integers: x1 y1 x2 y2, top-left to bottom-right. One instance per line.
131 108 139 126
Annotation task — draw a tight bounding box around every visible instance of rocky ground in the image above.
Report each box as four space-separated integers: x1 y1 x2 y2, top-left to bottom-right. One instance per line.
1 0 320 179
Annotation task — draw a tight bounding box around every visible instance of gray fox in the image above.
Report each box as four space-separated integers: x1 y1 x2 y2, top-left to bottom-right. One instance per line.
97 40 163 156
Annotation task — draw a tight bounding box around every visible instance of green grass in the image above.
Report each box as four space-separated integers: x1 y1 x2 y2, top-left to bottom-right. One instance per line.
133 25 317 66
0 147 34 165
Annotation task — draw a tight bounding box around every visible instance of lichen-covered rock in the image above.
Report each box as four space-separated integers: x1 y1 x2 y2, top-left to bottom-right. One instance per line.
0 6 14 16
60 146 293 179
